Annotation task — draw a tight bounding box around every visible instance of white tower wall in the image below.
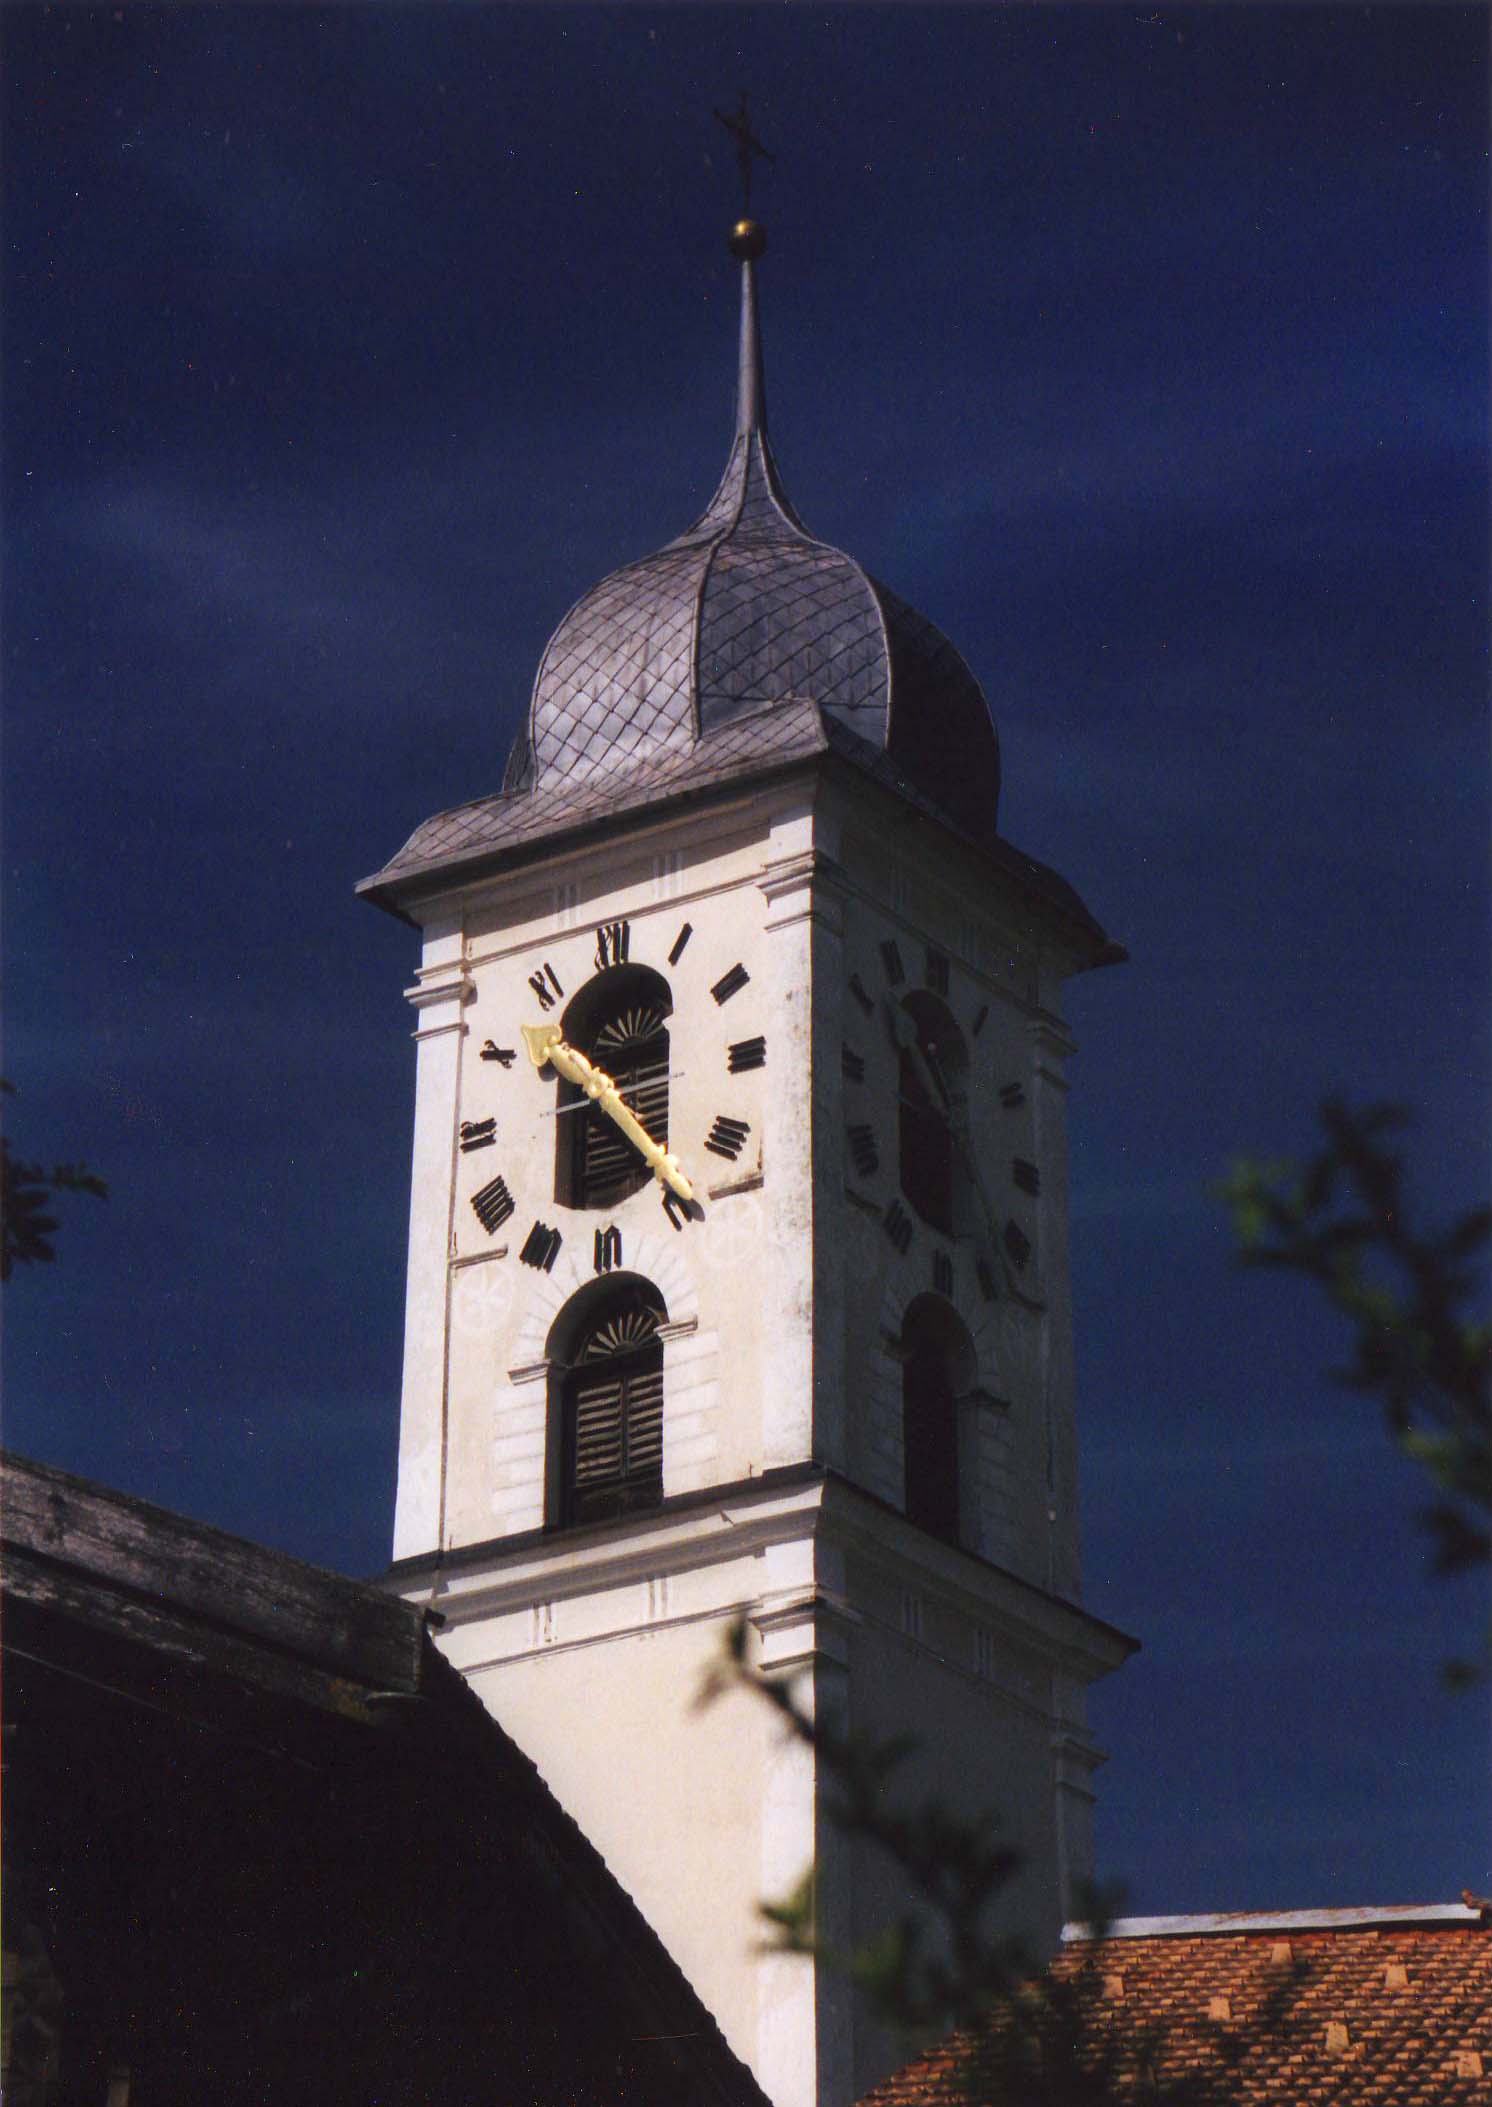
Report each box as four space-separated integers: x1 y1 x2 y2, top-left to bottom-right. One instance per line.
384 767 1130 2106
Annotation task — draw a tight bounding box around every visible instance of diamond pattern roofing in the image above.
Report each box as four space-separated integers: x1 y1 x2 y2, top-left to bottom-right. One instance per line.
497 245 1003 843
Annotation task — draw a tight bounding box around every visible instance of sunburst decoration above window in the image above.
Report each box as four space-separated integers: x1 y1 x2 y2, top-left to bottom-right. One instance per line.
578 1299 662 1361
593 1004 669 1060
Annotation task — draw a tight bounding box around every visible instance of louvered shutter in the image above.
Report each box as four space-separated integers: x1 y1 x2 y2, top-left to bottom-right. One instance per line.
619 1367 664 1500
576 1028 670 1208
903 1352 959 1545
578 1102 637 1207
564 1304 665 1524
571 1369 626 1517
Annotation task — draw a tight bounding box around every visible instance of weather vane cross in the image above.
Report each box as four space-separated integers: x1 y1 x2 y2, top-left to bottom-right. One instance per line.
714 91 773 217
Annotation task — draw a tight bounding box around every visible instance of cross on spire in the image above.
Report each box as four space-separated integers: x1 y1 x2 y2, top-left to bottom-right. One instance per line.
713 91 773 216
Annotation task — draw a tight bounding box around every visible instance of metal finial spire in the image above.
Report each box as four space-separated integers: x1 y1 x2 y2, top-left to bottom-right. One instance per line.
713 91 773 216
712 94 771 438
732 234 766 437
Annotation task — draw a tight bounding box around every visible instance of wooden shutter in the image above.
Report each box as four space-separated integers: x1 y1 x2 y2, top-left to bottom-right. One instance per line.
576 1026 670 1208
903 1352 960 1545
571 1370 626 1508
564 1299 665 1524
619 1367 663 1495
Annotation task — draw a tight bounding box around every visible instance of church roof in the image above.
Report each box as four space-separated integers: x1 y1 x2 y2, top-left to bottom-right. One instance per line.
501 234 1002 841
360 689 1114 959
362 222 1075 931
858 1909 1491 2106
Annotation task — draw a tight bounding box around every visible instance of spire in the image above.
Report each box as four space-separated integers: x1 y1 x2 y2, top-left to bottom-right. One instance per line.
713 93 773 440
729 218 768 437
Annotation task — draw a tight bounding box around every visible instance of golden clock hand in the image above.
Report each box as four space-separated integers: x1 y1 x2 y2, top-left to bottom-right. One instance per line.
521 1024 696 1203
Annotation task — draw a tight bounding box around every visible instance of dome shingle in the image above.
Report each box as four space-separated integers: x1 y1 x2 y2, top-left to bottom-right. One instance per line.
504 243 1002 842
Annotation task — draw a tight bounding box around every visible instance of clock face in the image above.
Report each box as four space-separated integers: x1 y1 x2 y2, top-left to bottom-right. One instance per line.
454 913 767 1287
842 930 1040 1308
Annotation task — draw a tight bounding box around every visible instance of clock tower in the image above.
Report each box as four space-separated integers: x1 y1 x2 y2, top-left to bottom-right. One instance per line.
361 219 1135 2107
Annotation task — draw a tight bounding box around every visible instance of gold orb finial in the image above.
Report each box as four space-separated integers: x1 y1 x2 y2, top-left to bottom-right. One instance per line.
729 217 767 261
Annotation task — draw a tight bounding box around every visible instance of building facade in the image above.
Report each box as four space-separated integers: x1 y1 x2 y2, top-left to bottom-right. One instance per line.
362 219 1135 2107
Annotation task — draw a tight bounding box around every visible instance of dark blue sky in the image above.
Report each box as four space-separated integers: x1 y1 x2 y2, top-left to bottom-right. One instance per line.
5 5 1487 1914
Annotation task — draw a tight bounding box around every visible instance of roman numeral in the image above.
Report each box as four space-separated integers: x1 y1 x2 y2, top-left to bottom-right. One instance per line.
479 1040 516 1067
711 963 750 1005
594 920 630 970
848 973 874 1016
848 1124 879 1178
1003 1220 1031 1270
971 1005 989 1039
999 1081 1025 1110
668 922 693 966
727 1036 766 1073
976 1254 998 1303
459 1117 497 1153
925 948 949 997
471 1176 515 1236
842 1044 865 1082
593 1225 622 1273
880 939 905 985
933 1249 954 1297
1012 1158 1040 1196
528 962 564 1010
883 1199 913 1255
705 1115 750 1162
520 1220 564 1272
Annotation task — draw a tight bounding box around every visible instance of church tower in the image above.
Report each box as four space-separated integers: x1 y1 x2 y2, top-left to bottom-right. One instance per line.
361 216 1134 2107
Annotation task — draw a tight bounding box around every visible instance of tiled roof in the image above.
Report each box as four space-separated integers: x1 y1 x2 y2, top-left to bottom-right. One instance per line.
496 247 1003 842
365 695 831 891
358 694 1113 960
859 1910 1490 2106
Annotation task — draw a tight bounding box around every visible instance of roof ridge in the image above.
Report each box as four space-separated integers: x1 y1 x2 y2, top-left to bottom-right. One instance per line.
1064 1903 1489 1942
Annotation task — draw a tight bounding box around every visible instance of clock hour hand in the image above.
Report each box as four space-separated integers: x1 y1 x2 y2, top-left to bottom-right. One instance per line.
522 1024 696 1204
880 1003 1035 1302
883 997 949 1111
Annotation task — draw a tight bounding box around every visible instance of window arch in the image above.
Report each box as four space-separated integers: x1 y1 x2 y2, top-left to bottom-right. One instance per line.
548 1276 667 1527
555 964 672 1210
896 991 970 1236
900 1294 976 1546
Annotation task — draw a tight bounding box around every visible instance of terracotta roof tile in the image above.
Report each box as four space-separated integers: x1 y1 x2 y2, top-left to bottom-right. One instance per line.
859 1914 1490 2107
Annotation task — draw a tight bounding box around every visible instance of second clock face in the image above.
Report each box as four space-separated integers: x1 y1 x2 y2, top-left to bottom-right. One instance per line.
455 913 767 1285
841 929 1040 1307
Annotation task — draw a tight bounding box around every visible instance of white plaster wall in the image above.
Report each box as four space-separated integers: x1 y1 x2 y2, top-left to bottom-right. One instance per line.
391 915 467 1561
394 791 822 1561
460 1616 775 2082
825 779 1088 1600
386 769 1121 2107
843 1603 1066 2101
429 1500 833 2107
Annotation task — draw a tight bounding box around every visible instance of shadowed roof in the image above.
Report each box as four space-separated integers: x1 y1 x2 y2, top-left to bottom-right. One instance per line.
1 1449 769 2107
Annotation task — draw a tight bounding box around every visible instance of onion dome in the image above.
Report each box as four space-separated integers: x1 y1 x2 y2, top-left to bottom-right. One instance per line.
502 222 1002 841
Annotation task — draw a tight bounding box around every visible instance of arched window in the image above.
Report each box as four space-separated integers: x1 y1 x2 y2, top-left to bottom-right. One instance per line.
896 992 970 1236
552 1278 666 1527
555 965 672 1210
900 1294 975 1546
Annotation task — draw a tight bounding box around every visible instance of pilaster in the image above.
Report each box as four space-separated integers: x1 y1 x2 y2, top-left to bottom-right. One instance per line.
393 916 469 1562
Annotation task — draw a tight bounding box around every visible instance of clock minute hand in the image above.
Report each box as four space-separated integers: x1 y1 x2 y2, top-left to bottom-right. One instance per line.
521 1023 696 1204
